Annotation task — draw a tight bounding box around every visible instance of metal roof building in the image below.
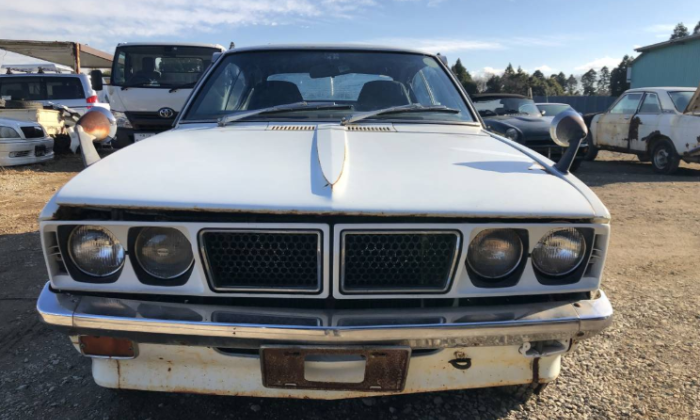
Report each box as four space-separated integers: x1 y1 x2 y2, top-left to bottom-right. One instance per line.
629 33 700 89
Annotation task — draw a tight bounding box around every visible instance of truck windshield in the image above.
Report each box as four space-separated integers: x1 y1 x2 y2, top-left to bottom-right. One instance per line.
183 50 474 124
112 45 220 88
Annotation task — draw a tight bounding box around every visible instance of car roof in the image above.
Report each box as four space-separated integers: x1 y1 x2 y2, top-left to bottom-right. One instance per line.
625 87 697 93
0 73 84 78
117 42 225 49
223 44 437 57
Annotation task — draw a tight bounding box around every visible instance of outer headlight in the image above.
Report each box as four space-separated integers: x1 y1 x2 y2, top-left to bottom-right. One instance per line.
467 229 523 279
505 128 519 140
134 227 194 279
69 226 125 277
0 126 20 139
112 111 133 129
532 228 586 276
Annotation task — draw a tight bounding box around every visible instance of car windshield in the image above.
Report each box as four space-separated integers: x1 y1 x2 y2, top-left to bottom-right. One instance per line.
536 104 571 116
668 91 695 112
183 50 474 123
112 45 220 88
472 97 541 118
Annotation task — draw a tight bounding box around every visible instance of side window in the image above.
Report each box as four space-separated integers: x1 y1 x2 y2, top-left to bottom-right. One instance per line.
45 78 85 100
609 93 643 115
638 93 661 114
0 78 44 100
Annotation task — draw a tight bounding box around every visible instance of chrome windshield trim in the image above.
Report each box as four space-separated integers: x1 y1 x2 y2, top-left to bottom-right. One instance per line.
37 283 613 349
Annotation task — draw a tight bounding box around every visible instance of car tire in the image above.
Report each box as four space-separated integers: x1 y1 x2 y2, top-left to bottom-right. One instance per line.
3 100 44 110
651 139 680 175
636 153 651 162
583 138 598 161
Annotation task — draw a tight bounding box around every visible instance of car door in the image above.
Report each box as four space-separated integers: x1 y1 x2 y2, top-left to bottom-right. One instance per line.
630 92 663 152
595 92 644 150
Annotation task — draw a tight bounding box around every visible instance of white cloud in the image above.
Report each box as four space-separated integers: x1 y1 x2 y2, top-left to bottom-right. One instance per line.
645 24 675 33
534 64 556 73
574 57 620 71
366 38 504 53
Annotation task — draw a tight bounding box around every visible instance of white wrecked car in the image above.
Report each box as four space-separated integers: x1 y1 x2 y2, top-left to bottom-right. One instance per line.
37 45 612 399
0 117 53 166
589 86 700 174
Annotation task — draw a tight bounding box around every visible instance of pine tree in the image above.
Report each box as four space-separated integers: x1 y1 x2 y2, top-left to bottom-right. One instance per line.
581 69 598 96
694 21 700 34
450 59 478 94
597 67 611 95
610 55 633 96
566 75 578 95
670 23 689 40
555 72 568 88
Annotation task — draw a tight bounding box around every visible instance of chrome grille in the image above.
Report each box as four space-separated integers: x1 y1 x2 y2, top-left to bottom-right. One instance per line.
200 230 322 293
341 231 460 293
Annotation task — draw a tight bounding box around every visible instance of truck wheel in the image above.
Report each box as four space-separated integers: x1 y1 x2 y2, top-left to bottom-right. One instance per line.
583 140 598 161
651 139 680 174
3 100 44 109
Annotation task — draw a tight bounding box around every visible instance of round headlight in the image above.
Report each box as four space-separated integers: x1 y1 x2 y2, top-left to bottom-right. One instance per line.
69 226 125 277
467 229 523 279
505 128 519 140
532 228 586 276
135 227 194 279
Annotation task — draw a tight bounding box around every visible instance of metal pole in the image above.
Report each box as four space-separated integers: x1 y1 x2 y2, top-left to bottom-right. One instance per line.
73 43 81 73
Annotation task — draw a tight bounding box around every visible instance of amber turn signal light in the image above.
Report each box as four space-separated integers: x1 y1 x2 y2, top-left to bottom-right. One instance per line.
79 336 136 358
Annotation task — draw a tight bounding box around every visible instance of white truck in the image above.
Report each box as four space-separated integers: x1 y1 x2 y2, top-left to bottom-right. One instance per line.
90 42 225 148
589 86 700 174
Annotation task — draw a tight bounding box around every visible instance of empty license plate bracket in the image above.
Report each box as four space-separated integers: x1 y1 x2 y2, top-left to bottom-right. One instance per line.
260 346 411 392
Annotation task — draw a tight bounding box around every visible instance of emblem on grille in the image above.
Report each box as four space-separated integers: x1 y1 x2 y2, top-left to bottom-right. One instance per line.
158 107 175 118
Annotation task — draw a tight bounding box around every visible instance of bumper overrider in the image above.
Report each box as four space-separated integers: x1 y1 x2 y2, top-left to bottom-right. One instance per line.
37 283 612 398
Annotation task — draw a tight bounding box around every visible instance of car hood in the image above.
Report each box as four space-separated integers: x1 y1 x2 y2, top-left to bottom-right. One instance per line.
483 116 551 138
54 123 600 219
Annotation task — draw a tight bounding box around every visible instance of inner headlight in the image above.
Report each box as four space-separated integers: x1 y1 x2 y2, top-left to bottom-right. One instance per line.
467 229 523 279
532 228 586 276
135 227 194 279
69 226 125 277
112 111 133 129
0 127 20 139
505 128 519 140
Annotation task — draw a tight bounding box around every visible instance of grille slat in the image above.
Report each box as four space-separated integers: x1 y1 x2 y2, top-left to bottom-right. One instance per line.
341 231 460 293
200 230 322 293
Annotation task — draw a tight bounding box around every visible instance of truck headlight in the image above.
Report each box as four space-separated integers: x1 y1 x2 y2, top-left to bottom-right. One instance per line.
69 226 125 277
532 228 586 276
467 229 523 279
134 227 194 279
0 127 20 139
112 111 133 129
505 128 519 140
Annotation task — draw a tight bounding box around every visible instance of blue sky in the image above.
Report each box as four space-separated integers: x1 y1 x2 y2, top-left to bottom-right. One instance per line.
1 0 699 77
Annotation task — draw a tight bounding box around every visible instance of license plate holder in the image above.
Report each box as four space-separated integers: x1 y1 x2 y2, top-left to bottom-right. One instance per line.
261 346 411 392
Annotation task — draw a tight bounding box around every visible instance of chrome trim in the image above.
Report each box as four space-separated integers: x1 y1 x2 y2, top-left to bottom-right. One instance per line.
37 283 613 350
339 230 461 294
198 229 323 293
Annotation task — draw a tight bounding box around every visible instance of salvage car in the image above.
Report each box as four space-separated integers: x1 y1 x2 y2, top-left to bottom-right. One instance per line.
473 94 588 171
0 117 53 166
36 45 612 399
588 87 700 174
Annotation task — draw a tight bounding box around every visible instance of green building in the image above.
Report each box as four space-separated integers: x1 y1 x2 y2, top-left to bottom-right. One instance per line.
630 33 700 89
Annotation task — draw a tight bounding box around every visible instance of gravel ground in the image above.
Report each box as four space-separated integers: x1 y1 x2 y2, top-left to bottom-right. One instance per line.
1 152 699 420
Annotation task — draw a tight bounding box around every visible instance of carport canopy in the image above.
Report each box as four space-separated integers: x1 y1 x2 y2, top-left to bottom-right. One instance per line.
0 39 113 73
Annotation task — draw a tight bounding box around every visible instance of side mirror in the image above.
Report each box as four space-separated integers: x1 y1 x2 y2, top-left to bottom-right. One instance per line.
75 108 117 167
550 109 588 173
90 70 104 91
541 110 546 116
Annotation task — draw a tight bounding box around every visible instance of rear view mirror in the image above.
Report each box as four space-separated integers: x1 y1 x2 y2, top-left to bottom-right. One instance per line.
90 70 104 91
75 108 117 167
550 109 588 173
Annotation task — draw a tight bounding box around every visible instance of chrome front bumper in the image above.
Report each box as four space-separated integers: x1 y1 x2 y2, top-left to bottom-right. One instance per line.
37 283 613 349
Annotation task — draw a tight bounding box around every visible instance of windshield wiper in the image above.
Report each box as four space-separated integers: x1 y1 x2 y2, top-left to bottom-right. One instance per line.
218 102 352 126
340 104 460 126
169 82 196 93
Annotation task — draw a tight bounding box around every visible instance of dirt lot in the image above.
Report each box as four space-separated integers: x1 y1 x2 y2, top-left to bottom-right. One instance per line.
1 152 699 420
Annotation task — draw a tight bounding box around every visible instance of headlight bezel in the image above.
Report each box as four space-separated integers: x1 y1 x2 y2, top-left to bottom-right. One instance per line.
505 128 519 141
466 228 529 288
128 227 194 286
533 228 594 285
58 225 125 283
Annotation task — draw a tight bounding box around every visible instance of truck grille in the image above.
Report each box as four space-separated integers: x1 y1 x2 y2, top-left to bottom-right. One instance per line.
200 230 322 293
125 111 177 131
340 231 460 293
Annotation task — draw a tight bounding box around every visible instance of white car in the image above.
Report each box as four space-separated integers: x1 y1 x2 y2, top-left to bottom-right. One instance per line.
590 87 700 174
0 117 54 166
0 72 109 115
36 45 612 400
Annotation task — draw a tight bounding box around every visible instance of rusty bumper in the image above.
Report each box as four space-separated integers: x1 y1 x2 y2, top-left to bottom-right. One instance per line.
37 283 612 349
